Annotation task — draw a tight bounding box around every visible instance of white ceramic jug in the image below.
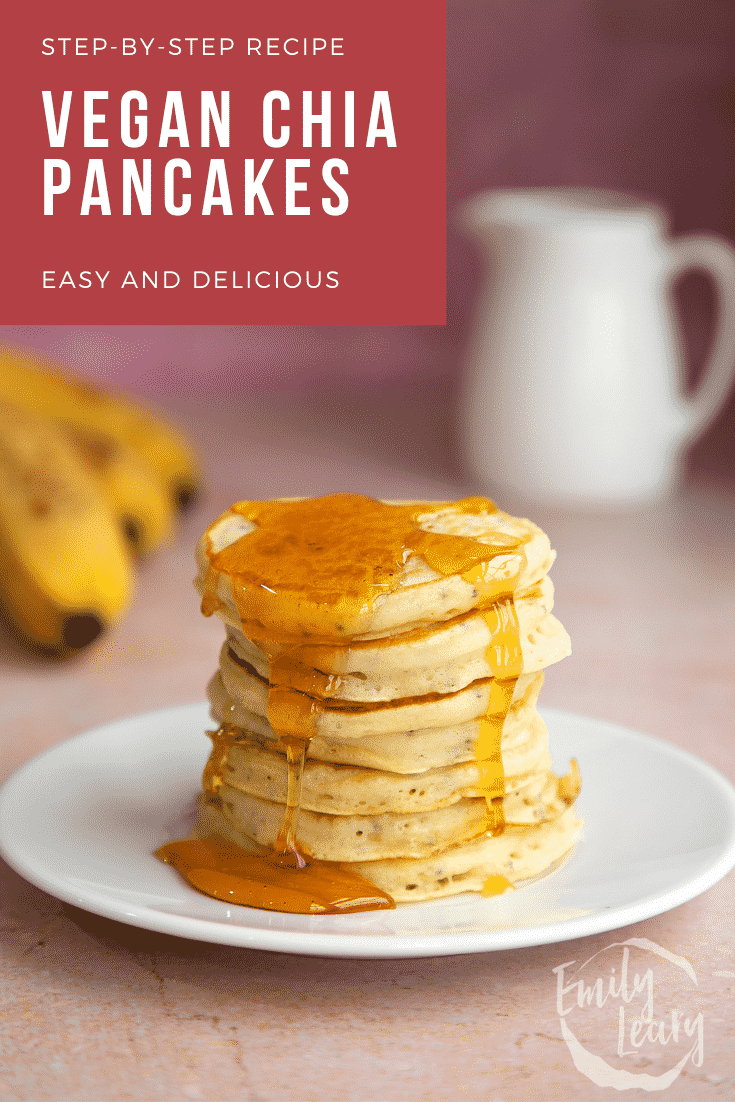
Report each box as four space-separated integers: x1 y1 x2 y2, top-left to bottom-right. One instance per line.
460 188 735 506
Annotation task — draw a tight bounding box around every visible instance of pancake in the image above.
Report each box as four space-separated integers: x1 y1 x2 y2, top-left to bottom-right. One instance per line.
218 648 562 740
194 496 556 642
207 669 552 775
195 797 581 903
222 574 570 701
205 774 577 859
214 741 565 819
158 493 581 912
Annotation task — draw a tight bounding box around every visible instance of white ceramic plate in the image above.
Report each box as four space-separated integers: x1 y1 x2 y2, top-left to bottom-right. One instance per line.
1 703 734 958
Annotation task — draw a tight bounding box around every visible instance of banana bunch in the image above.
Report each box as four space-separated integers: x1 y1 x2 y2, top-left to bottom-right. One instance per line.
0 346 201 656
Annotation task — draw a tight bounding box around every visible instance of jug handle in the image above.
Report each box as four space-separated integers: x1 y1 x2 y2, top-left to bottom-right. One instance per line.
667 233 735 439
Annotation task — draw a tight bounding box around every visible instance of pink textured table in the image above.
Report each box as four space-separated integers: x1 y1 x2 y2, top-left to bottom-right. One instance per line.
1 389 734 1102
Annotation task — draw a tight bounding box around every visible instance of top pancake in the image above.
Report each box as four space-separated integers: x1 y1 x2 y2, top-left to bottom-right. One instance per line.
195 495 556 643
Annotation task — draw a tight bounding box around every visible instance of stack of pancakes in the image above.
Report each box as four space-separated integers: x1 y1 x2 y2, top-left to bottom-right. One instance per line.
192 495 581 904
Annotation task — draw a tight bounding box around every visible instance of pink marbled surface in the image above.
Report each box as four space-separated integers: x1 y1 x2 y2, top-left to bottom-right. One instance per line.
1 389 734 1102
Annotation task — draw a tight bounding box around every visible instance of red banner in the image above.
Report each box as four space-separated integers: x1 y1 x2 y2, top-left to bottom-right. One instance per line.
2 1 445 324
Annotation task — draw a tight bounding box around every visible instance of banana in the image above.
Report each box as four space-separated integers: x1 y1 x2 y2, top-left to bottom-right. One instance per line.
0 345 201 519
61 422 175 555
0 401 134 655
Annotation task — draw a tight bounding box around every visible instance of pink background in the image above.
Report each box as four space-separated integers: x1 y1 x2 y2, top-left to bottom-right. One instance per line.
3 8 735 1098
2 0 735 479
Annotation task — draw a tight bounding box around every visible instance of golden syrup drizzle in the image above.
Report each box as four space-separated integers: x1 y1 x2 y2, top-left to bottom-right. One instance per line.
156 834 395 913
201 723 242 794
479 598 523 680
203 494 523 644
473 595 525 834
164 494 529 912
481 875 514 897
475 682 515 835
274 736 309 866
472 574 526 887
558 758 582 804
200 589 225 618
